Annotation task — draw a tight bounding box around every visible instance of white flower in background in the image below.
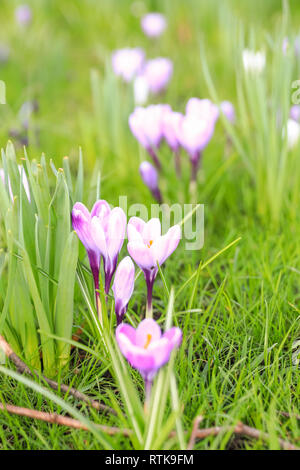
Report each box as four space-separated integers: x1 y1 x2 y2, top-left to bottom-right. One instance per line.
134 75 149 105
285 119 300 149
242 49 266 74
141 13 167 38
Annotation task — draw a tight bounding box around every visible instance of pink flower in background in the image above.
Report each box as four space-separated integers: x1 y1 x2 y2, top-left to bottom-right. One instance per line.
141 13 167 38
186 98 219 124
290 105 300 122
220 101 235 124
139 161 162 203
140 58 173 94
162 110 183 152
15 5 32 26
113 256 135 325
111 48 145 83
116 319 182 384
90 202 127 294
129 104 171 169
0 165 30 202
127 217 181 314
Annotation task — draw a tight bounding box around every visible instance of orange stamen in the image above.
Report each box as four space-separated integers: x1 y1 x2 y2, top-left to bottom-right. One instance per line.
144 334 152 349
147 240 153 248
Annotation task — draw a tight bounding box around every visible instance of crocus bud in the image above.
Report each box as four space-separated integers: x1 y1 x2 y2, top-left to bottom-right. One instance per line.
127 217 181 315
220 101 235 124
129 104 171 169
141 58 173 95
116 319 182 384
113 256 135 325
15 5 32 27
139 161 162 203
290 105 300 122
141 13 167 38
111 48 145 83
242 49 266 74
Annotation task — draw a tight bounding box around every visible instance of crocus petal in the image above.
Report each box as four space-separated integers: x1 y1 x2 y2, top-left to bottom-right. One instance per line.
107 207 126 261
127 241 155 269
150 224 181 266
163 327 182 348
113 256 135 322
116 323 136 345
91 216 107 256
72 203 95 251
135 318 161 347
142 218 161 245
128 217 147 238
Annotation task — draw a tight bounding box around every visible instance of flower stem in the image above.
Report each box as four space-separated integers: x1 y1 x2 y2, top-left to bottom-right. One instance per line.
146 280 153 319
144 379 152 414
147 147 161 170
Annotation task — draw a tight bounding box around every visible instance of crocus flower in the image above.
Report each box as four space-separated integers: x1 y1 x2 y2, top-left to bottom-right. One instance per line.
90 203 127 294
181 98 219 176
72 202 103 297
127 217 181 315
133 75 149 105
220 101 235 124
162 110 183 176
290 105 300 122
129 104 171 169
140 58 173 95
111 48 145 83
242 49 266 74
112 256 135 325
116 319 182 397
0 165 30 202
141 13 167 38
186 98 219 125
15 5 32 26
139 161 162 203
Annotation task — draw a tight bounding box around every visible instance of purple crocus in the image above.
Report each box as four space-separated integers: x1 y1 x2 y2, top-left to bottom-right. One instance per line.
129 104 171 169
15 5 32 26
111 48 145 83
116 319 182 400
220 101 235 124
139 161 162 203
290 105 300 122
141 13 167 38
162 109 183 176
72 202 103 312
186 98 219 124
127 217 181 316
112 256 135 325
140 58 173 95
90 203 127 294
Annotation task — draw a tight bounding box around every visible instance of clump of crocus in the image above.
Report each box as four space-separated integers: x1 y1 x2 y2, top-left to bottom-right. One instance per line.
242 49 266 74
127 217 181 316
141 13 167 38
0 165 30 202
111 48 145 83
129 104 171 169
112 256 135 325
178 98 218 186
15 5 32 27
139 161 162 203
220 101 235 124
116 319 182 404
162 109 183 176
140 58 173 95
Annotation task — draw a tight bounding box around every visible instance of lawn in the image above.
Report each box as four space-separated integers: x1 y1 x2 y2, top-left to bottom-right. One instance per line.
0 0 299 451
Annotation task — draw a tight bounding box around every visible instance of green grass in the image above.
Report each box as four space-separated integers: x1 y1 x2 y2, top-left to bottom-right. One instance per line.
0 0 299 450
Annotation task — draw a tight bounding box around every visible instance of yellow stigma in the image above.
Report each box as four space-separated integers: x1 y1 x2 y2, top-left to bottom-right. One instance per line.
144 334 152 349
147 240 153 248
